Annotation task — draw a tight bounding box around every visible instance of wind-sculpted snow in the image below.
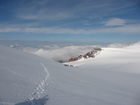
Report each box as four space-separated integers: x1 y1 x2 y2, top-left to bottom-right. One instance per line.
0 42 140 105
0 45 49 105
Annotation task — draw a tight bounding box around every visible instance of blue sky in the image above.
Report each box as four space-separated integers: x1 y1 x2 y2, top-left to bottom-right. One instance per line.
0 0 140 43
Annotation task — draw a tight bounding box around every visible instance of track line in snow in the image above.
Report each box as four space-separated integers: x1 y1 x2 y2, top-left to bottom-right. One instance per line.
28 63 50 100
40 63 50 82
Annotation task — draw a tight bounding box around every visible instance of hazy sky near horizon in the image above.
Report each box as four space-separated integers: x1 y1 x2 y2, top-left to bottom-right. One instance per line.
0 0 140 43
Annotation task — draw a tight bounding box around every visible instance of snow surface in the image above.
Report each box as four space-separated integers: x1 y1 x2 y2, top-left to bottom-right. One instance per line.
0 45 49 104
0 43 140 105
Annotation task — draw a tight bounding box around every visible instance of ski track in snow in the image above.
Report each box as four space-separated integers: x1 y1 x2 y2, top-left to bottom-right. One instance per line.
28 63 50 100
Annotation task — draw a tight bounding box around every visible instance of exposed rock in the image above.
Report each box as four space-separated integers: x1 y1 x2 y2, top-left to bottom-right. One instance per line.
64 64 74 67
68 48 102 62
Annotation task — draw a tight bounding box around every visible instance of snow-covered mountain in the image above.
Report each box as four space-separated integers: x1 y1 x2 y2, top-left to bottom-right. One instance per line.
0 42 140 105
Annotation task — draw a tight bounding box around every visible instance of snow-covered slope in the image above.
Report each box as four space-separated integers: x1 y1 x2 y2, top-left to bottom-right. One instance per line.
66 43 140 69
0 45 51 105
46 43 140 105
0 43 140 105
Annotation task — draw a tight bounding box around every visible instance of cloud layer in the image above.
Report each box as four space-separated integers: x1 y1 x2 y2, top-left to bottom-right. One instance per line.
24 42 139 63
28 45 100 62
105 18 126 26
0 0 140 42
0 24 140 35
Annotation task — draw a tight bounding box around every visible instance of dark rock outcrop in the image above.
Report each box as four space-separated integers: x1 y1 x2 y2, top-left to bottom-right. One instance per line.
68 48 102 62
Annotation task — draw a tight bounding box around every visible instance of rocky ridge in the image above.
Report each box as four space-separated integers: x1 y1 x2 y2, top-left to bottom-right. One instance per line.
68 48 102 62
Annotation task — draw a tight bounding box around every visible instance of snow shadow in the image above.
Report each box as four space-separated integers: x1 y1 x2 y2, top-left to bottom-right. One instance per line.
15 96 48 105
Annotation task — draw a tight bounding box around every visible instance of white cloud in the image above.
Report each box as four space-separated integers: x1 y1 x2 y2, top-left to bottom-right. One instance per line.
0 24 140 34
105 18 126 26
30 45 99 62
18 12 73 21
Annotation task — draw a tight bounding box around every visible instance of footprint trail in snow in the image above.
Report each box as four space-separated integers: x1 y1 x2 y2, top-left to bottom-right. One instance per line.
28 63 50 100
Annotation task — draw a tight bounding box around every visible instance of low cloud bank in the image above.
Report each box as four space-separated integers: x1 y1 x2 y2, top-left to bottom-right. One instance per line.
23 42 140 63
25 45 101 62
